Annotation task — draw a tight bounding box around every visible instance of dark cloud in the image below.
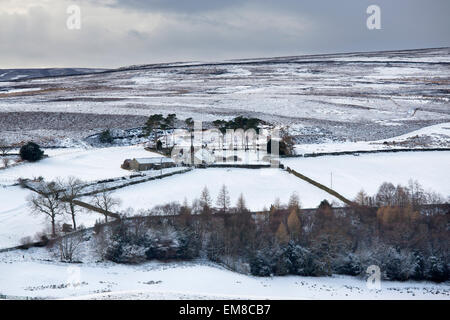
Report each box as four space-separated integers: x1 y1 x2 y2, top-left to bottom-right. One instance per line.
94 0 246 13
0 0 449 68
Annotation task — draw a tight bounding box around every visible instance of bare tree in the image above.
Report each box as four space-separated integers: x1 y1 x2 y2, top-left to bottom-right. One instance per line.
0 139 12 157
375 182 396 206
92 187 121 222
216 184 231 213
236 193 247 213
60 176 85 230
199 186 212 214
57 233 84 262
288 192 301 211
28 181 63 237
407 179 426 207
2 157 10 168
354 189 371 206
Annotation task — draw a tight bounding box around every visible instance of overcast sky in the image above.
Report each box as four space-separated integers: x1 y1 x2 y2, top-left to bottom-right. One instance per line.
1 0 449 68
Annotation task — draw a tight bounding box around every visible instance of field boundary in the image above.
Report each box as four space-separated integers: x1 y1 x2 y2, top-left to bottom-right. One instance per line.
285 167 354 205
285 147 450 158
77 167 192 197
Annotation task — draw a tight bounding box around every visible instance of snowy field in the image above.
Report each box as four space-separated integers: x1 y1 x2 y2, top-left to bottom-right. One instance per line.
0 165 340 249
0 186 42 248
0 248 448 300
0 185 100 249
0 145 159 185
282 151 450 199
112 168 341 213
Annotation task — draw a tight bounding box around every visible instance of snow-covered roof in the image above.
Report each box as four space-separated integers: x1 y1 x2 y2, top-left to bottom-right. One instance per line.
134 157 174 164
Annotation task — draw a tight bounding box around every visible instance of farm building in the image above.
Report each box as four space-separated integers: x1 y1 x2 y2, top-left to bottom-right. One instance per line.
123 157 176 171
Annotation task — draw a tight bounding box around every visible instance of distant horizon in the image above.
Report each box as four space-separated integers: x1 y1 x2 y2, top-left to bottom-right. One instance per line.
1 46 449 71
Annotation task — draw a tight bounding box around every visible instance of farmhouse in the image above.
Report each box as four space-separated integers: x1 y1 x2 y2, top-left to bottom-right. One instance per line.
123 157 176 171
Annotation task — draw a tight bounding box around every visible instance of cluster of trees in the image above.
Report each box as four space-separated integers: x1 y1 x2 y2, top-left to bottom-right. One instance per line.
354 180 446 208
99 218 201 264
212 116 263 134
144 113 177 149
91 181 448 282
266 128 296 156
143 114 268 152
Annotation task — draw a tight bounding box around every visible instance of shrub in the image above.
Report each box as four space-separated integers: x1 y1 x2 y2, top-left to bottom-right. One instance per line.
19 236 33 249
177 229 201 259
99 129 114 144
19 142 44 162
250 251 273 277
105 222 149 263
334 253 363 276
285 243 328 276
426 255 449 282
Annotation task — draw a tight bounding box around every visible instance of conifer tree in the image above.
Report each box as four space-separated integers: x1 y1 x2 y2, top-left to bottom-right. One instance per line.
287 208 302 240
276 222 289 243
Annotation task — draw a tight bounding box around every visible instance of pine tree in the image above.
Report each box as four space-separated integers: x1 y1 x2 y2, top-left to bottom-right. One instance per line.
216 184 231 212
145 114 164 148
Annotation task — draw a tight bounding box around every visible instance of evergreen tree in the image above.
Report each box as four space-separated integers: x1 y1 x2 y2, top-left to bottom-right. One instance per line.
99 129 114 143
145 114 164 147
19 142 44 162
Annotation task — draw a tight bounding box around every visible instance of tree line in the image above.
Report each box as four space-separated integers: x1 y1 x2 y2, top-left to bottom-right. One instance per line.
87 181 448 282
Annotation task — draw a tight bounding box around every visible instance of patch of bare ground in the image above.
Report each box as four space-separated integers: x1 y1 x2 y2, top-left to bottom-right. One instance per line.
0 112 147 131
0 88 65 98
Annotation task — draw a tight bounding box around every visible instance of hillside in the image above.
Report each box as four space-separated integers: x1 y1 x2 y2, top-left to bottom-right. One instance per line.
1 47 449 146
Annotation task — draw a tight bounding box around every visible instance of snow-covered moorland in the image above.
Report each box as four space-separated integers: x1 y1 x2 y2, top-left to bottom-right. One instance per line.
1 48 449 145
